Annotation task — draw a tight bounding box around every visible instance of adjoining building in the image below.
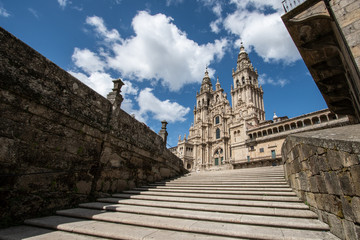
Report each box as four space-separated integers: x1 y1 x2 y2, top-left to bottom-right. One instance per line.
170 44 349 171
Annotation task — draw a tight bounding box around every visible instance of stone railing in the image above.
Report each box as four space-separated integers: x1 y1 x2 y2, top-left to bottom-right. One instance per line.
282 124 360 240
0 27 186 227
232 154 282 164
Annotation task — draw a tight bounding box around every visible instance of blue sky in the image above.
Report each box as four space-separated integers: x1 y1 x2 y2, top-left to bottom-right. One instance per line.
0 0 327 147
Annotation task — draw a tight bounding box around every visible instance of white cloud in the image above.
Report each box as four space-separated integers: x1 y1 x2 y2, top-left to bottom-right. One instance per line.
223 7 300 63
86 16 121 42
105 11 228 91
57 0 68 9
121 98 146 122
199 0 300 63
68 71 113 96
69 12 223 124
71 48 106 74
136 88 190 123
258 73 288 87
212 2 222 17
166 0 184 6
210 18 222 34
0 6 10 17
28 8 39 19
229 0 282 11
122 80 138 97
73 13 228 92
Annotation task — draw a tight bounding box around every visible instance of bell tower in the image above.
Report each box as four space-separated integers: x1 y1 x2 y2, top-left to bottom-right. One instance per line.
231 43 265 123
194 68 213 124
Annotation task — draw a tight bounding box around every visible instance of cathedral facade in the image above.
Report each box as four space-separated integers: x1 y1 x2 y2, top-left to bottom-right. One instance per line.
173 45 265 170
170 44 349 171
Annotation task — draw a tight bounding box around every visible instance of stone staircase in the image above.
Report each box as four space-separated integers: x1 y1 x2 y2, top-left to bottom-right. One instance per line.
0 166 339 239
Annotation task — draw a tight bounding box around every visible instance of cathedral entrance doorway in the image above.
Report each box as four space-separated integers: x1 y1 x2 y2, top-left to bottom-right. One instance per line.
214 148 223 166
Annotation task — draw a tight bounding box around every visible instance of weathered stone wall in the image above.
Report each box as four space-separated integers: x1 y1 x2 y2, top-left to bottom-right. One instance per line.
331 0 360 69
0 27 185 227
282 125 360 240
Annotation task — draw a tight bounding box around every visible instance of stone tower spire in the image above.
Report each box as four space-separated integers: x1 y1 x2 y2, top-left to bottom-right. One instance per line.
231 43 265 123
215 76 221 90
200 67 212 93
195 68 214 124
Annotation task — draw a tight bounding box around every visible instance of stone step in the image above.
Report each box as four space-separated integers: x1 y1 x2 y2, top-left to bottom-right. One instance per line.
149 183 290 187
77 203 329 230
50 208 337 240
168 180 288 184
141 185 294 191
103 194 310 209
89 199 318 218
133 187 297 196
0 225 108 240
24 216 237 240
159 181 289 186
123 190 301 202
0 165 339 240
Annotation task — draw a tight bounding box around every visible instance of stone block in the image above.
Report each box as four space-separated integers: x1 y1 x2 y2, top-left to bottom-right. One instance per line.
342 219 357 240
323 171 342 195
318 210 329 224
127 180 136 189
350 164 360 195
300 160 310 171
309 175 319 193
328 213 345 239
317 155 330 172
315 194 343 217
115 179 128 192
129 157 144 167
75 181 92 195
299 143 316 160
327 149 343 170
352 196 360 223
308 155 320 175
317 147 326 155
341 196 355 221
305 192 317 208
316 174 327 193
355 224 360 240
298 171 309 191
342 152 359 167
339 171 354 196
160 167 171 178
292 157 301 173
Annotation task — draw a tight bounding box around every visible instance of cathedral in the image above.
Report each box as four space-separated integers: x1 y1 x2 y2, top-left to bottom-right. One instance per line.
173 44 265 170
170 44 349 171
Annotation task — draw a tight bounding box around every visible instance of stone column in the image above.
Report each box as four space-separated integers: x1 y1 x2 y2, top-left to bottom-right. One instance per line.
158 120 168 145
107 78 124 110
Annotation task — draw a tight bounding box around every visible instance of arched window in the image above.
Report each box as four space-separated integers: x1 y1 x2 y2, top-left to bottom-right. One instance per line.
236 79 240 86
216 128 220 139
242 76 245 84
304 119 311 126
320 115 328 123
215 116 220 124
